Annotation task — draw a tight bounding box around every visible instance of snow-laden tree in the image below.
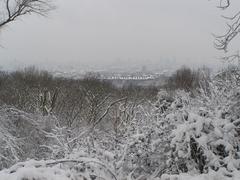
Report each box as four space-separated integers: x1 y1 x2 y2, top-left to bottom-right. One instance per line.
0 105 58 170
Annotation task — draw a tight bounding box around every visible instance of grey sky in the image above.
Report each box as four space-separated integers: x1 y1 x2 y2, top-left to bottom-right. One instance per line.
0 0 239 70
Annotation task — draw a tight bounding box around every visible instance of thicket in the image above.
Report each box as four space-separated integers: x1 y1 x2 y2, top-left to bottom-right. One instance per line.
1 66 240 180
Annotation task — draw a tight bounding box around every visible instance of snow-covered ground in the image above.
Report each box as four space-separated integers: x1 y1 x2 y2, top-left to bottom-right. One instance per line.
1 160 240 180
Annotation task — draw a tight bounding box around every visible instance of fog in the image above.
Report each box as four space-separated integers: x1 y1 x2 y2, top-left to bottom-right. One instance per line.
0 0 239 71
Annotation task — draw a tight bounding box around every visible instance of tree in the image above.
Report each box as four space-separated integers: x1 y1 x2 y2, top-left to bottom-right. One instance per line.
214 0 240 53
0 0 54 29
165 67 202 92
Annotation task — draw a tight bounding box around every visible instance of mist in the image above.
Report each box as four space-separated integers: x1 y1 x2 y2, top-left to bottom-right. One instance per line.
0 0 236 71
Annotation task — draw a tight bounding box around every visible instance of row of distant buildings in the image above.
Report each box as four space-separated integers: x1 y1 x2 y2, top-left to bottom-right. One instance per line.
51 69 171 83
99 70 169 81
100 75 156 80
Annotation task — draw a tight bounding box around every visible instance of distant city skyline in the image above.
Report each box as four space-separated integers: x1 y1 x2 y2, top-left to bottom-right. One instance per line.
0 57 225 73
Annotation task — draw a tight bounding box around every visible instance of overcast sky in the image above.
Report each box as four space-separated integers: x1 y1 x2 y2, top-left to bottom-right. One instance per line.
0 0 239 70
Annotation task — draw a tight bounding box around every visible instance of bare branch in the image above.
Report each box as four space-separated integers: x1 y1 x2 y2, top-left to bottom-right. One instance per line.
0 0 54 29
219 51 240 64
214 0 240 52
92 97 127 128
217 0 230 9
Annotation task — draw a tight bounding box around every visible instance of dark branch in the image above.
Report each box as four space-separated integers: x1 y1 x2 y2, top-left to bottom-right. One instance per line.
0 0 54 29
214 0 240 52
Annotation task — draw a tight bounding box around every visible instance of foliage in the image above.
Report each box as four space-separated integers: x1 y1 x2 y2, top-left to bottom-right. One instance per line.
0 67 240 180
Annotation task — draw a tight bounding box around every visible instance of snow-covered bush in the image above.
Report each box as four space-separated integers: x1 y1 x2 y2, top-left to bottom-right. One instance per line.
42 95 176 179
2 67 240 179
168 71 240 177
0 105 58 170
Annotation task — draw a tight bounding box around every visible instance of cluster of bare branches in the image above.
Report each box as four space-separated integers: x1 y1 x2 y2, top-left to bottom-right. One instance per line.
214 0 240 52
217 0 230 9
219 50 240 64
0 0 54 29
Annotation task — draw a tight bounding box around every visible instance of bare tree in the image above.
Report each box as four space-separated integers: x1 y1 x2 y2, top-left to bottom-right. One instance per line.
0 0 54 29
214 0 240 52
165 67 201 92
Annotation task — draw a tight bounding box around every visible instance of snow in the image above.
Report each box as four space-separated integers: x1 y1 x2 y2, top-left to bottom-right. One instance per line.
1 67 240 179
161 170 240 180
1 162 240 180
0 160 72 180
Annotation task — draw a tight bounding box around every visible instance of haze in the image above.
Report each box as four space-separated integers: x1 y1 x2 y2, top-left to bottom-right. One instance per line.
0 0 239 71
